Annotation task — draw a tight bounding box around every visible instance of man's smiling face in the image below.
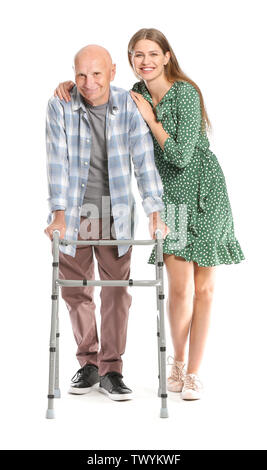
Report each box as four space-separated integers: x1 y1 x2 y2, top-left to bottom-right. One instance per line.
74 47 116 106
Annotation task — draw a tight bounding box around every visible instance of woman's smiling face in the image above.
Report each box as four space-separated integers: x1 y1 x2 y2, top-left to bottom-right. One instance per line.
131 39 170 81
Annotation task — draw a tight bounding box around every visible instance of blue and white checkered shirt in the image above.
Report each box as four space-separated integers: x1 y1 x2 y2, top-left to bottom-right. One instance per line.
46 85 164 257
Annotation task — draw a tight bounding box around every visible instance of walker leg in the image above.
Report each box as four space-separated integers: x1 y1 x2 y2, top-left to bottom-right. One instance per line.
157 316 161 397
46 231 60 419
54 316 61 398
156 261 161 397
46 297 58 418
155 234 168 418
160 406 169 419
158 292 168 418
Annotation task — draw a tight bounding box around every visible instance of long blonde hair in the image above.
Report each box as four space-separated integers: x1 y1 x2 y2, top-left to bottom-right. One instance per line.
128 28 211 134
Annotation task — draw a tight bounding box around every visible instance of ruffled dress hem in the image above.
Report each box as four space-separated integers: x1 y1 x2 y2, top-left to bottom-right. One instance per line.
148 238 245 267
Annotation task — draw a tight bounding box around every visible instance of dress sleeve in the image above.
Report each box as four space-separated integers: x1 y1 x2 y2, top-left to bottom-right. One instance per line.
162 84 202 169
131 81 141 93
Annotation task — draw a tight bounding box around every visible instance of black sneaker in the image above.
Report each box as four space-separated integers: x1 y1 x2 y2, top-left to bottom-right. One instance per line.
98 372 133 401
69 364 100 394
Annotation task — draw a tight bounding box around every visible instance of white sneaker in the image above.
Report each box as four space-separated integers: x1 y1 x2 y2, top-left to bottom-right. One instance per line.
181 373 203 400
167 356 186 392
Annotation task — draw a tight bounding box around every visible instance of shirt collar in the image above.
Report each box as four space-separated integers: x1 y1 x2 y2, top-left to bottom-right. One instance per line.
71 85 119 115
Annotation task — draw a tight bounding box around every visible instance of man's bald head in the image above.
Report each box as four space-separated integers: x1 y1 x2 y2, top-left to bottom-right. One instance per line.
73 44 116 106
74 45 113 71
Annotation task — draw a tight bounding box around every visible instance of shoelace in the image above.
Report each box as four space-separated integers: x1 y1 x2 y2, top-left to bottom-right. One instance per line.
183 374 202 391
102 372 129 391
106 374 125 388
167 355 186 382
71 365 95 383
71 368 85 383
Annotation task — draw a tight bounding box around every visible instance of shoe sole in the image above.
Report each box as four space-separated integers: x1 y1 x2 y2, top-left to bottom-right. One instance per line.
182 397 200 401
181 392 201 401
98 387 133 401
68 382 100 395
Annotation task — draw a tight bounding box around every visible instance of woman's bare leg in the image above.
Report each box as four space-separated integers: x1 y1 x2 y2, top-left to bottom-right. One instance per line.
187 262 216 374
164 254 194 362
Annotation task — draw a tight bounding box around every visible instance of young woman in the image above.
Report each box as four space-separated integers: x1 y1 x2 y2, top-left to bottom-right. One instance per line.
53 28 245 400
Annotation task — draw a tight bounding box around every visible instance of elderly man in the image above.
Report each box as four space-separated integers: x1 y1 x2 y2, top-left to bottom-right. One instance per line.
44 45 167 401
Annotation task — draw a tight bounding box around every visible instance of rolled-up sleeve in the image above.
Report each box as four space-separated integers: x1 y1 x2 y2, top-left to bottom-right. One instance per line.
129 104 164 216
46 98 69 212
163 85 201 169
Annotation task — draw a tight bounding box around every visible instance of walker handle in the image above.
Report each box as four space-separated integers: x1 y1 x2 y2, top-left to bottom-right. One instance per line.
155 229 163 239
52 229 60 240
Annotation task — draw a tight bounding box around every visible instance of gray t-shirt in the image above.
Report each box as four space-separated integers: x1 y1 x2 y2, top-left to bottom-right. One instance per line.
81 99 111 218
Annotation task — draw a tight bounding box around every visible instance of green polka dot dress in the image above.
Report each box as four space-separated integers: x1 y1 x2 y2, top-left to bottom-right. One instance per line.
132 80 245 267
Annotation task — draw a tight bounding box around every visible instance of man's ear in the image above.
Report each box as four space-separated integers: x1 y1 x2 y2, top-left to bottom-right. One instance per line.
110 63 116 82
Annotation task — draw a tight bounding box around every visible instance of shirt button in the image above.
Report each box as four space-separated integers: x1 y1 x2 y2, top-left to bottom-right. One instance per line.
74 228 78 232
84 162 88 165
81 183 85 187
86 138 90 143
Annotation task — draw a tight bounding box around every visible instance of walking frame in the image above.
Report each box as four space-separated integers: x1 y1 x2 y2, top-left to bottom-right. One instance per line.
46 229 168 419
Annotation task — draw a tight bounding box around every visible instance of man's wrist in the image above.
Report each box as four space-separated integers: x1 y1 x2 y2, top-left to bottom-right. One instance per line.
53 210 65 220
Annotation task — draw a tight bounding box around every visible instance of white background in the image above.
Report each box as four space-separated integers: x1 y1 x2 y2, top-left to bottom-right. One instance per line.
0 0 266 451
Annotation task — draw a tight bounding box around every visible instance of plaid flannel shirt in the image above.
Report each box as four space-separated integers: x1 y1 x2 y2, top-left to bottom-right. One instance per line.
46 85 164 257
